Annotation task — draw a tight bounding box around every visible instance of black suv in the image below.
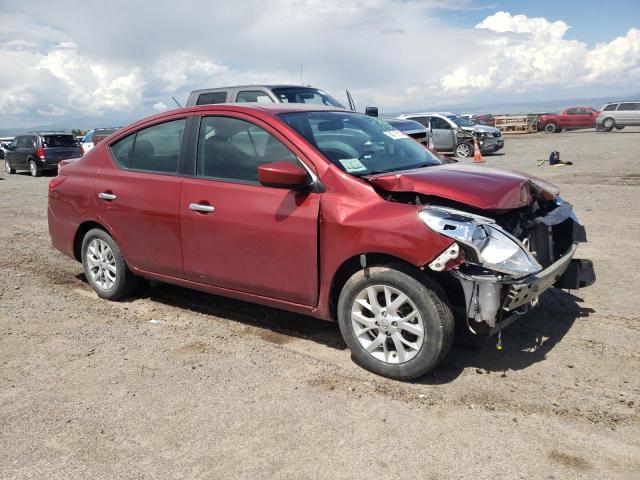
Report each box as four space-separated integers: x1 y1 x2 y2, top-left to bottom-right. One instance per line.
4 132 83 177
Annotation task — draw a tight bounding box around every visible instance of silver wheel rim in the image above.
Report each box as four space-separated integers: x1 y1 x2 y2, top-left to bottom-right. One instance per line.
604 119 614 128
456 144 470 157
29 161 36 176
4 160 9 173
86 239 117 290
545 124 555 132
351 284 425 364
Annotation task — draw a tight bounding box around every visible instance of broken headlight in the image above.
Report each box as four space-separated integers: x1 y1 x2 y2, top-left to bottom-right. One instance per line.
418 206 542 277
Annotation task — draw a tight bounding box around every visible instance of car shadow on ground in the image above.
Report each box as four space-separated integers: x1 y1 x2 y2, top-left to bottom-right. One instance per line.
79 275 592 383
419 290 594 385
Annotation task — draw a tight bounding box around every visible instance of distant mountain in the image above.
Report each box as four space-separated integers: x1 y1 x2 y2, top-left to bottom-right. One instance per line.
0 115 137 137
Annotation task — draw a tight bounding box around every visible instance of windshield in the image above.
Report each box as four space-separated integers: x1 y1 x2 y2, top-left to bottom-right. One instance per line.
447 115 475 127
279 111 442 176
43 135 78 147
272 87 344 108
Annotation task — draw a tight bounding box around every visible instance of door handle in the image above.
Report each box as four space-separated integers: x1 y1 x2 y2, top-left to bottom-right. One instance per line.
189 203 215 213
98 192 117 201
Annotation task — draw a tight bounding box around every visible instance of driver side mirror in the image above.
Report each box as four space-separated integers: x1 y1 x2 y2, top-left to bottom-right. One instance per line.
258 161 309 189
365 106 379 117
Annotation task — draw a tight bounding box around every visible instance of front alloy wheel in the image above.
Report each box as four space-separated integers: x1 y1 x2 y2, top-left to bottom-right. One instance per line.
351 284 425 364
5 159 15 174
603 117 615 131
337 265 454 380
454 142 472 158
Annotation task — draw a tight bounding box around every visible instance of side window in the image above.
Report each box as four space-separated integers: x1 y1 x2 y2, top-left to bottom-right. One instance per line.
109 133 136 168
17 136 32 148
236 91 275 103
431 117 450 129
197 116 298 183
130 119 186 174
196 92 227 105
410 116 430 128
9 138 18 149
617 103 636 111
566 108 577 115
602 104 617 111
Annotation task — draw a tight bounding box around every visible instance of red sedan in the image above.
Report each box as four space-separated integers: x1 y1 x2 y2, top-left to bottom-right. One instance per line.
48 104 594 379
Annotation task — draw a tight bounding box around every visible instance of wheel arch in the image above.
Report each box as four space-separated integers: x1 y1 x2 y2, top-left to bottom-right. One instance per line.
327 252 460 322
73 220 112 262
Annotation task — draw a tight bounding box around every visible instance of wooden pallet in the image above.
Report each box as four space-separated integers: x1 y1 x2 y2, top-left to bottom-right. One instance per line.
494 115 539 134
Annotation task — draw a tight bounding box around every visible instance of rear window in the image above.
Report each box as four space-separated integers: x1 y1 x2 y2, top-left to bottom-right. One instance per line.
196 92 227 105
602 104 618 111
43 135 78 147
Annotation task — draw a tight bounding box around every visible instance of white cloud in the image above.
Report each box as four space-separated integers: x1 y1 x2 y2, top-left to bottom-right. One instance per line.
0 5 637 128
152 102 168 111
435 12 640 97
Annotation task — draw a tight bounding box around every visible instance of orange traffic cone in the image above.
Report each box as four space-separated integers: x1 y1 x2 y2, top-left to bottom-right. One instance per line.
473 137 484 163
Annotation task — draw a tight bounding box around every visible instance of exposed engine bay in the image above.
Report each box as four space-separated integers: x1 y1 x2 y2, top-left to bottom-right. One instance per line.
375 186 596 336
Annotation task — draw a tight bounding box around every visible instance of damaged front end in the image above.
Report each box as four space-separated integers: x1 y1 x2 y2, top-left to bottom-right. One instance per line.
419 198 596 336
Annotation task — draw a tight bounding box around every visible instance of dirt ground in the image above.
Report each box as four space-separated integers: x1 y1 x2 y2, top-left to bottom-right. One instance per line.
1 127 639 479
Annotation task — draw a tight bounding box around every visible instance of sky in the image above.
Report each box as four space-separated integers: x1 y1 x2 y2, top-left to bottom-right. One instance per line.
0 0 638 130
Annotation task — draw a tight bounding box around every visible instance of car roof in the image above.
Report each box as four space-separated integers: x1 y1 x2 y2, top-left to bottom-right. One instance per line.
191 103 347 114
190 84 323 94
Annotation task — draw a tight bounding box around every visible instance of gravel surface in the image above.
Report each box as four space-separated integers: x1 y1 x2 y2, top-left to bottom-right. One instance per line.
1 128 639 479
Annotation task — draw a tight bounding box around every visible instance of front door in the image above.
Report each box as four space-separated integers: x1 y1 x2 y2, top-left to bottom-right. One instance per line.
430 117 455 151
96 117 188 277
180 114 320 305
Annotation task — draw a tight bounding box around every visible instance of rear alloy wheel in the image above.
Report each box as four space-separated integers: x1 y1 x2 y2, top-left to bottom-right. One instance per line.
5 159 15 174
29 159 42 177
603 117 615 131
544 123 557 133
82 228 138 300
454 141 472 158
337 265 454 380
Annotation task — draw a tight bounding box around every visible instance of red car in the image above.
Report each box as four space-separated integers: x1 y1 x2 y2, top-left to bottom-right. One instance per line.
48 104 594 379
538 107 599 133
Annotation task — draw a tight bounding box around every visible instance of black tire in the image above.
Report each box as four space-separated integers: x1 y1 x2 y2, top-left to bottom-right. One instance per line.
337 264 455 380
81 228 139 300
4 159 15 174
29 159 42 177
454 141 473 158
615 125 625 130
603 117 615 131
543 123 557 133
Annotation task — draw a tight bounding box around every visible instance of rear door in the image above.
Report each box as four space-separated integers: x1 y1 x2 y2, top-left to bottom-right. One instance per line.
180 112 320 305
96 116 190 277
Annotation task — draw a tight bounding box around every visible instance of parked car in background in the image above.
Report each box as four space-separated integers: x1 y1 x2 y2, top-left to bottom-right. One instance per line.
5 132 82 176
187 85 429 144
0 141 11 160
397 112 504 158
538 107 599 133
48 104 593 380
82 128 121 154
596 101 640 131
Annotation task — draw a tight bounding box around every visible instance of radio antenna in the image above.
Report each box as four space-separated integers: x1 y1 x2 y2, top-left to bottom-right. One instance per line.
300 61 303 86
171 96 182 108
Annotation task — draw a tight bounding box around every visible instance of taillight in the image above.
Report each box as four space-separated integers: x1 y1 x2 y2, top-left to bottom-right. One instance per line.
80 146 85 156
36 147 45 159
48 175 68 195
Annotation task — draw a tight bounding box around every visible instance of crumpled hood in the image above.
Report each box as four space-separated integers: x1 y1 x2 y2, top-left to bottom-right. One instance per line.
366 163 559 212
460 124 501 134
